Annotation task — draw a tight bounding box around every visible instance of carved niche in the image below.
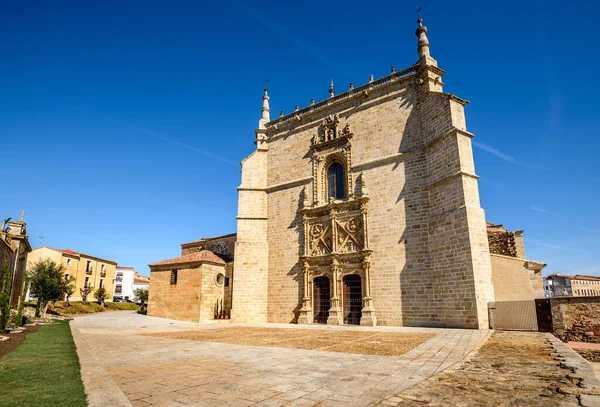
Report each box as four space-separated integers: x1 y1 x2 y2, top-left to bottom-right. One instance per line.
309 114 354 206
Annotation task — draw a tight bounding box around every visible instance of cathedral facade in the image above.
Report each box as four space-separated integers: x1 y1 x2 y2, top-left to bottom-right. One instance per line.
148 19 544 329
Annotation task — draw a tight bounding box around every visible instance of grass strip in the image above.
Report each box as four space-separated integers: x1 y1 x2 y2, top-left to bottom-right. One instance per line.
0 321 87 407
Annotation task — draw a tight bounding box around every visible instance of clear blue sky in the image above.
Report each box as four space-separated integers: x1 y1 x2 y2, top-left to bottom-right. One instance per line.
1 1 599 277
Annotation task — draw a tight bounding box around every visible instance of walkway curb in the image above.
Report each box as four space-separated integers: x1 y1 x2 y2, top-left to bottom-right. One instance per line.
70 321 133 407
544 334 600 406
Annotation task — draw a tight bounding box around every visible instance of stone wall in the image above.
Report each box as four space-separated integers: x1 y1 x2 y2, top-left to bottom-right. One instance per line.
252 60 495 328
551 296 600 343
491 254 536 301
148 266 202 322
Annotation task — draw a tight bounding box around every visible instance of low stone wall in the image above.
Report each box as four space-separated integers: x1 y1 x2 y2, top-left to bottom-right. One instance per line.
550 296 600 343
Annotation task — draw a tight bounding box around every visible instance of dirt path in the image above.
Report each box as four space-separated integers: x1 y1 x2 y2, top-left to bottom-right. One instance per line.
393 331 582 407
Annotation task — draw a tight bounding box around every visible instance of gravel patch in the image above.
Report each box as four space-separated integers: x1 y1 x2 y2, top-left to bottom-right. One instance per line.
147 327 434 356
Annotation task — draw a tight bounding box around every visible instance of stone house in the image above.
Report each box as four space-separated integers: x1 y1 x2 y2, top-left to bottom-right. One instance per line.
148 234 235 322
27 247 117 302
148 19 546 328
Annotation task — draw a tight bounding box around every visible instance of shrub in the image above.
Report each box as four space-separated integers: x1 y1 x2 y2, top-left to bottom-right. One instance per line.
0 263 13 331
94 287 108 307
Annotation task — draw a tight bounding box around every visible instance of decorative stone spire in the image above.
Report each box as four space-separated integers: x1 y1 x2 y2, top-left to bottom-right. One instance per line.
258 88 270 129
255 88 270 150
415 18 430 60
329 80 335 98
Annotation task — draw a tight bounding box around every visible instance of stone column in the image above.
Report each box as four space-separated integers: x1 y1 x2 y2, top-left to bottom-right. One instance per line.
360 259 377 326
327 259 343 325
298 261 312 324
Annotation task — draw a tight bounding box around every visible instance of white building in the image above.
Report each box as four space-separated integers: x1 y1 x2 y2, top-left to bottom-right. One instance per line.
114 266 135 300
114 265 150 301
132 272 150 301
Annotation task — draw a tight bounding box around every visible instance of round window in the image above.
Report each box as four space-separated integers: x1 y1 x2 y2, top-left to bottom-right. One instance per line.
215 273 225 287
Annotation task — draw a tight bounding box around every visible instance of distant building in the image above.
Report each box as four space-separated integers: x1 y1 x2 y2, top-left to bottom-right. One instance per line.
114 266 135 300
543 274 572 297
544 274 600 298
28 247 117 302
0 212 32 307
132 272 149 301
114 266 150 301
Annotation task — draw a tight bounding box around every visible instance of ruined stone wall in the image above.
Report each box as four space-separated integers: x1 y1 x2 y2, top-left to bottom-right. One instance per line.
148 266 202 322
551 296 600 343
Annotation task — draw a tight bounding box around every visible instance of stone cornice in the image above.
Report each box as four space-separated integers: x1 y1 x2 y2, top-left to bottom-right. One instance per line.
351 127 474 171
300 196 369 218
149 259 227 271
266 65 418 132
425 170 479 191
301 249 373 264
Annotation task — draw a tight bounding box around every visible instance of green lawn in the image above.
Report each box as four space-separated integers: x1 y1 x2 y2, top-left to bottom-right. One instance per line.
0 321 87 407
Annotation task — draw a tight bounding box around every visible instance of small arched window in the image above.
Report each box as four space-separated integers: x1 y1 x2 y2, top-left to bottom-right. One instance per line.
327 162 345 200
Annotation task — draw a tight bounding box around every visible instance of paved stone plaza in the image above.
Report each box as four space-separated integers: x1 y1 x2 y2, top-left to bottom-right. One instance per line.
71 312 488 407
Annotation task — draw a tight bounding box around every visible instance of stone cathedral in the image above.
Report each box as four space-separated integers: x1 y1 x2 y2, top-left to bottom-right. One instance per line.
148 19 545 329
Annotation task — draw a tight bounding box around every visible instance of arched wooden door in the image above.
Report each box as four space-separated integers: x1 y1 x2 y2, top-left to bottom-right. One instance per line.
313 276 330 324
343 274 362 325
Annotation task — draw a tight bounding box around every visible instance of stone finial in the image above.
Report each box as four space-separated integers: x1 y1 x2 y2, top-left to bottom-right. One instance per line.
311 98 315 105
20 210 24 222
329 80 335 98
295 104 299 112
416 18 430 60
369 74 374 83
280 110 284 117
302 186 310 208
360 172 369 197
258 88 270 129
349 82 354 90
391 66 396 73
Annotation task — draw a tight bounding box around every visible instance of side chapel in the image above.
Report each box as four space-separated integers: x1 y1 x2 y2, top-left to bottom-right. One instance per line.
148 19 545 329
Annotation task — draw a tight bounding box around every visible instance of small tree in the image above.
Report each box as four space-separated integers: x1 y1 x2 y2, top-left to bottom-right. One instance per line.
134 287 148 312
0 263 13 330
64 276 75 307
134 287 148 304
29 259 69 317
95 287 108 307
80 286 93 305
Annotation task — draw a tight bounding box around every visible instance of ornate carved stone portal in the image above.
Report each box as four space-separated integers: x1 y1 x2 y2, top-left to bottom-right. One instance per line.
298 196 376 326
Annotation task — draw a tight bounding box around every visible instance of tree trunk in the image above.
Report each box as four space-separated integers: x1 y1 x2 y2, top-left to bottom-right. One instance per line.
35 298 41 318
41 301 49 318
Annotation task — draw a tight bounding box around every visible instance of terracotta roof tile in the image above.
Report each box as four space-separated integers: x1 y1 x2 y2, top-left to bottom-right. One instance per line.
148 250 226 267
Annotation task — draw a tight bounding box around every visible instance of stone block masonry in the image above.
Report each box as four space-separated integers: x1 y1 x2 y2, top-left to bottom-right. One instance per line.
551 296 600 343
